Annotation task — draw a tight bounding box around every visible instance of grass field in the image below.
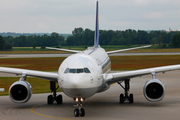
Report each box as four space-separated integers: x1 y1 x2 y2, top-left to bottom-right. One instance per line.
111 55 180 70
0 56 180 71
0 55 180 96
0 57 66 71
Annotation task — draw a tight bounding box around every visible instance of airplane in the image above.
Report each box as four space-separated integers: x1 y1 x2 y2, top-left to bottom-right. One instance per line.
1 1 180 117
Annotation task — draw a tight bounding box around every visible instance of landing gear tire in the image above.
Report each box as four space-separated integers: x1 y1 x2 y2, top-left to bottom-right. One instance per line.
119 93 134 104
47 81 62 105
74 108 85 117
56 94 63 104
118 79 134 104
74 109 79 117
80 108 85 117
47 95 53 104
129 93 134 103
120 94 124 103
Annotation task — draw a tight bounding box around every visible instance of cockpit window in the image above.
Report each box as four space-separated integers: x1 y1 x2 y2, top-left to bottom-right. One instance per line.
69 69 76 73
64 68 91 74
84 68 90 73
64 68 69 73
77 69 84 73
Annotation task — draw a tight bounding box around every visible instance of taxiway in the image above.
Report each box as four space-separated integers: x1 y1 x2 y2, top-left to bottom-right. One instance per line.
0 71 180 120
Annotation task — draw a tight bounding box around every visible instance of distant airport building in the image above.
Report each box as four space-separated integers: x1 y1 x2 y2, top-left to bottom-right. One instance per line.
166 27 180 32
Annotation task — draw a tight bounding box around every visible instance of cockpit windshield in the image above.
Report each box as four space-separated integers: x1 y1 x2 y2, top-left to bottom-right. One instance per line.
77 69 84 73
84 68 90 73
64 68 91 74
69 69 76 73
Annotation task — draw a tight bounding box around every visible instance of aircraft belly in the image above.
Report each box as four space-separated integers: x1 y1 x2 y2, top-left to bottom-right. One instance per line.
61 87 100 98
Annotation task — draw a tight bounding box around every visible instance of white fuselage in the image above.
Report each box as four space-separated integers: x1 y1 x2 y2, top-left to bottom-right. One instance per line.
57 47 111 99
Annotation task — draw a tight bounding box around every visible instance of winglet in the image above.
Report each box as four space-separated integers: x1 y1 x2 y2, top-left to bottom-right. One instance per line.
94 1 99 48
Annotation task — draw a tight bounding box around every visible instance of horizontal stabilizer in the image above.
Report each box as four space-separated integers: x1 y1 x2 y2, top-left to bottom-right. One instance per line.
107 45 151 54
46 47 80 53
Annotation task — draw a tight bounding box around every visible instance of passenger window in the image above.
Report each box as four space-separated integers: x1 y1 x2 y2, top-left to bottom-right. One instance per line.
84 68 90 73
64 68 69 73
69 69 76 73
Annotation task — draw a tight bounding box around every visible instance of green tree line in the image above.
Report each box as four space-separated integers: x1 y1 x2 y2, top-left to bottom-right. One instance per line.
0 35 12 50
66 28 180 48
2 28 180 48
4 32 66 47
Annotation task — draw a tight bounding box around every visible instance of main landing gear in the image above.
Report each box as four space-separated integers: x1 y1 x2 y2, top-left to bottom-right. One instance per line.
47 81 63 104
74 98 85 117
118 79 134 103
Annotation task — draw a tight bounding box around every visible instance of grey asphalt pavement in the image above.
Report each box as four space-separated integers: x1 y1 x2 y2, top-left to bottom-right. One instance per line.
0 71 180 120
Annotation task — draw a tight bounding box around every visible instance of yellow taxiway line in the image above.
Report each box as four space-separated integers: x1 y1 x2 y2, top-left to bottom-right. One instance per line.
30 104 71 120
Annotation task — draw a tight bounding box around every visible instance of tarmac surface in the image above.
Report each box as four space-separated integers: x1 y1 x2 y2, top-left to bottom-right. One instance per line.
1 53 180 119
1 52 180 58
1 71 180 120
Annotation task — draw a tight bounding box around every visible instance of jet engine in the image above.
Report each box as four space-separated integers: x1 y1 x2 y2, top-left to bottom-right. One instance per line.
143 79 165 102
9 81 32 103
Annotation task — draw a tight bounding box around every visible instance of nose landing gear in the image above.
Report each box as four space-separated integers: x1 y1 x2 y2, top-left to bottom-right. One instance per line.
74 98 85 117
74 104 85 117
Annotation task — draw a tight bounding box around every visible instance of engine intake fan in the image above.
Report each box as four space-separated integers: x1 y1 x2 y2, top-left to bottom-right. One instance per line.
9 81 32 103
143 79 165 102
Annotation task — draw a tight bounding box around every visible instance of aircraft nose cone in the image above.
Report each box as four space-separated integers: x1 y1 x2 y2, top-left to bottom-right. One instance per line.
67 75 84 88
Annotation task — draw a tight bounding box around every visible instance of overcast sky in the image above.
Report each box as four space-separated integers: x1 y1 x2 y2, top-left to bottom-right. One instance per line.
0 0 180 33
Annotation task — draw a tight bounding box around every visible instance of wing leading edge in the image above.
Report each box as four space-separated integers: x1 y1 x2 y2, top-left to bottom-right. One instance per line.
0 67 58 81
104 64 180 84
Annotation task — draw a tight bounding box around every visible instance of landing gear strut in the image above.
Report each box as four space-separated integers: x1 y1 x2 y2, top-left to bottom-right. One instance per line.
118 79 134 103
74 98 85 117
47 81 63 104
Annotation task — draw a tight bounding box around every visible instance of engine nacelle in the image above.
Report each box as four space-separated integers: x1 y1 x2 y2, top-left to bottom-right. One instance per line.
9 81 32 103
143 79 165 102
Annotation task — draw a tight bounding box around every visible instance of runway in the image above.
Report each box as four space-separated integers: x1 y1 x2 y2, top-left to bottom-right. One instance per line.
1 52 180 58
1 71 180 120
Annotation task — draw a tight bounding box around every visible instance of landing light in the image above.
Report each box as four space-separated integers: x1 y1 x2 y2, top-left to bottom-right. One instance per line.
75 98 83 102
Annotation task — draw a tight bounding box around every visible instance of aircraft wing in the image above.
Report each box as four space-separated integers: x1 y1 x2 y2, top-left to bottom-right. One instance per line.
0 67 58 81
104 64 180 84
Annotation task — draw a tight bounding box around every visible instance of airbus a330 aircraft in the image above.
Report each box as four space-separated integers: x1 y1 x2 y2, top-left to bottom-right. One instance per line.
1 1 180 117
